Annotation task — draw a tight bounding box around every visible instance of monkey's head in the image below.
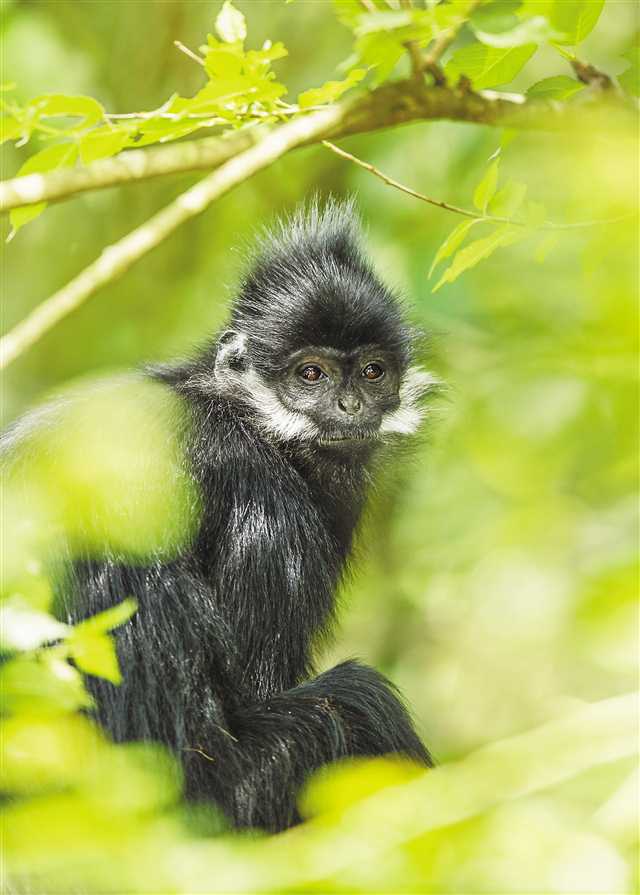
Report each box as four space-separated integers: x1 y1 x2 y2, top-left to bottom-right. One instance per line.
214 201 434 451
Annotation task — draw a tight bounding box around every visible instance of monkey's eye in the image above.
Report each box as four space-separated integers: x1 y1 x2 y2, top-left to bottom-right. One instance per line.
299 364 326 383
362 363 385 381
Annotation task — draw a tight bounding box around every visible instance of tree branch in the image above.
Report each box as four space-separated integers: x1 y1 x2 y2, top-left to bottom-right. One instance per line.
0 103 345 370
0 80 621 214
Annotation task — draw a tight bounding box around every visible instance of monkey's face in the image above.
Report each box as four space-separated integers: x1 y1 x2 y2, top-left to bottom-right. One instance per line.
274 345 401 449
213 330 434 450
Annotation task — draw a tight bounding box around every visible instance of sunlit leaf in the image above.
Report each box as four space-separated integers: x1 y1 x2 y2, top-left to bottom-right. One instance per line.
489 179 528 217
0 654 92 715
429 218 484 277
0 600 68 651
215 0 247 44
8 143 78 237
550 0 605 46
68 632 122 684
445 43 537 89
473 16 562 48
73 598 138 636
79 126 129 164
533 231 560 262
473 157 500 212
618 47 640 97
433 224 526 291
298 69 366 108
524 199 547 228
526 74 586 100
27 93 105 130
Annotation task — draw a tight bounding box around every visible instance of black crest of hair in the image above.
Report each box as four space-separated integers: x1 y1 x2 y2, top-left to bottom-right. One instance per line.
13 200 433 833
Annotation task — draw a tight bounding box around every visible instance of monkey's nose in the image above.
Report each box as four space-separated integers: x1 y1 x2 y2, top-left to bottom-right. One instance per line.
338 395 362 415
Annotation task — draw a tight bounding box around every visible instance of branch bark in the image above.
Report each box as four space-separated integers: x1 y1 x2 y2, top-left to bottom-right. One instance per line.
0 103 345 370
0 80 615 214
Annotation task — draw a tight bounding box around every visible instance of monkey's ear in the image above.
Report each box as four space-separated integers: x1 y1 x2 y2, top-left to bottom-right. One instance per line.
215 329 248 377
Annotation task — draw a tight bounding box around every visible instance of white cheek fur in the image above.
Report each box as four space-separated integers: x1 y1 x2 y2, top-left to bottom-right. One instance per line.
379 366 437 436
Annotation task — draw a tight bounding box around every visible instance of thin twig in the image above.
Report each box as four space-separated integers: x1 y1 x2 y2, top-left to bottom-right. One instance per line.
399 0 425 78
423 0 482 83
174 40 205 67
322 140 635 232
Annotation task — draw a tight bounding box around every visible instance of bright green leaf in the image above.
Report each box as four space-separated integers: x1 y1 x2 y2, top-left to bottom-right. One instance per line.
28 94 105 130
215 1 247 43
470 0 521 34
524 200 547 228
618 47 640 97
429 219 483 278
526 74 586 100
445 43 537 89
433 224 525 291
74 597 138 636
69 631 122 684
298 69 366 108
0 654 92 715
79 126 129 164
534 232 560 263
550 0 605 45
489 179 528 217
9 143 78 238
473 158 500 212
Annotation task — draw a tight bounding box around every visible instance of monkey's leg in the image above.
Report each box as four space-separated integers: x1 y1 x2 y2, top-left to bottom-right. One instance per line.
204 660 431 832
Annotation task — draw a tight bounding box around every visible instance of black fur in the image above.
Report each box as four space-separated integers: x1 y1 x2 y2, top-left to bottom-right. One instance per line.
13 202 432 832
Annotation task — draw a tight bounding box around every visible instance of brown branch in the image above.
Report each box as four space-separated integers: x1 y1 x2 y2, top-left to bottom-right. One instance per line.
1 79 624 215
399 0 425 79
570 58 613 90
322 140 636 232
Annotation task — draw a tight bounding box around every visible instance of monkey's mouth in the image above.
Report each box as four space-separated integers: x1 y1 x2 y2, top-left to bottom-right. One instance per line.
317 432 378 447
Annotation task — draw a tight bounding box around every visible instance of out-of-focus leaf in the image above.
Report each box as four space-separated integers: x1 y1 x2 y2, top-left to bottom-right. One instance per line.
8 143 78 237
533 231 560 262
349 32 405 85
473 157 500 212
73 598 138 635
524 199 547 227
433 224 526 291
68 631 121 684
489 179 528 217
550 0 605 46
429 219 484 277
0 600 68 651
0 654 92 715
215 1 247 44
1 714 105 792
298 68 366 108
618 47 640 97
300 757 425 819
526 74 586 99
79 126 129 164
445 43 537 89
473 16 562 48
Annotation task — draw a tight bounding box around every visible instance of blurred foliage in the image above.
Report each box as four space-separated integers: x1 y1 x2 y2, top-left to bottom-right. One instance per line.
1 0 639 892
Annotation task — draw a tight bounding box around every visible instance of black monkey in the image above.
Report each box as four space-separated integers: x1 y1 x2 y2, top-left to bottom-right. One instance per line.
9 202 434 832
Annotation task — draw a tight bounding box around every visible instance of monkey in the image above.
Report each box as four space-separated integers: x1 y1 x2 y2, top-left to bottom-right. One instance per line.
4 201 434 832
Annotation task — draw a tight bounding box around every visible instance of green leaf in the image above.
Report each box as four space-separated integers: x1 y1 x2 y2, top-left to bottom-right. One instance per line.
445 43 537 89
351 32 405 86
28 94 105 130
550 0 605 46
79 126 129 164
0 654 92 714
215 1 247 43
0 600 69 651
0 114 25 145
489 179 528 217
526 74 586 100
429 218 483 278
470 0 521 34
298 69 366 108
473 16 563 48
473 157 500 212
433 224 525 291
74 597 138 636
9 143 78 238
68 631 122 684
524 199 547 228
534 232 560 263
618 47 640 97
